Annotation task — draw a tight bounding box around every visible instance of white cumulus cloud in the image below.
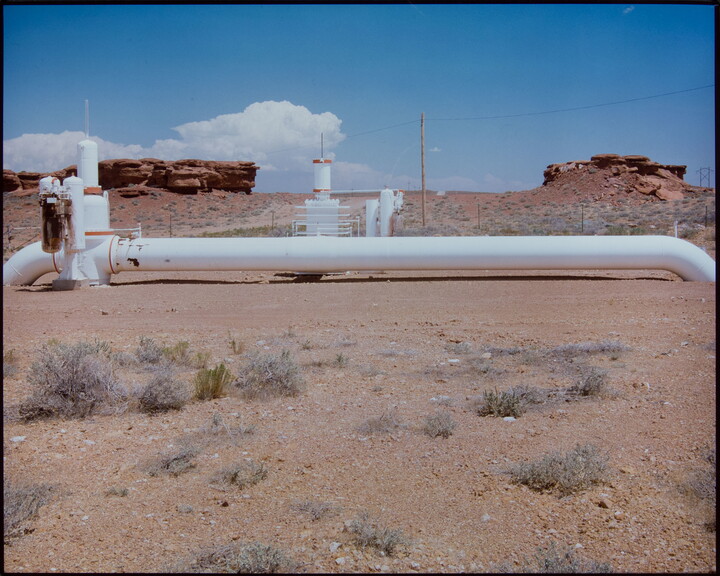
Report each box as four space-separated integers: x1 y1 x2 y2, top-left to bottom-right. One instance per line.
3 101 345 182
3 131 143 173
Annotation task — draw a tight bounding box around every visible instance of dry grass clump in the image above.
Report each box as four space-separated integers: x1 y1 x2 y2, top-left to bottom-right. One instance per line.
4 478 53 542
445 341 472 354
519 540 613 573
421 410 457 438
682 447 716 531
347 512 408 556
203 413 255 442
161 340 191 364
104 485 129 497
145 445 201 477
568 368 611 398
182 541 295 573
194 363 233 400
3 349 19 378
552 339 629 358
508 443 608 496
358 409 402 436
17 341 127 421
291 499 340 521
135 335 164 364
138 370 191 414
210 460 268 489
234 350 304 399
474 388 525 418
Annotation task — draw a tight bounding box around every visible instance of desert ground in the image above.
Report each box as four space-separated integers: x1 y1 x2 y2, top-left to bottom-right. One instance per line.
2 184 716 573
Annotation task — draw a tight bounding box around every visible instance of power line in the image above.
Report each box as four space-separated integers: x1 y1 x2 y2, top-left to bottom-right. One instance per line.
263 84 714 156
429 84 715 122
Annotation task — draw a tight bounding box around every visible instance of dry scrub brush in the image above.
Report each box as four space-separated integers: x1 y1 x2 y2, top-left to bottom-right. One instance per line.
421 410 457 438
17 341 128 421
508 443 608 496
4 478 53 542
518 540 613 573
347 512 409 557
210 460 268 490
138 370 191 413
179 541 295 573
291 499 340 521
144 444 201 477
358 409 403 436
234 350 304 399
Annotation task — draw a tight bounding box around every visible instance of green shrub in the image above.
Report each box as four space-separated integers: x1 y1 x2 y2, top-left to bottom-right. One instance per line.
194 363 233 400
508 443 608 495
475 388 525 418
138 370 191 413
162 340 191 365
234 350 303 399
18 341 127 421
191 351 211 369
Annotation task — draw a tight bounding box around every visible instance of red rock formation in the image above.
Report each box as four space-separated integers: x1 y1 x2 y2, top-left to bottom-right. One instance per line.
542 154 692 201
3 159 258 195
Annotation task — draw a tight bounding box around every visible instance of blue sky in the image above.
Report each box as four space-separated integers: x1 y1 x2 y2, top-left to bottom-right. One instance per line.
3 3 715 193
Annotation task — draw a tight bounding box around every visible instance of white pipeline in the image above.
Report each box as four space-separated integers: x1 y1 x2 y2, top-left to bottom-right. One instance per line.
4 233 716 286
108 235 716 281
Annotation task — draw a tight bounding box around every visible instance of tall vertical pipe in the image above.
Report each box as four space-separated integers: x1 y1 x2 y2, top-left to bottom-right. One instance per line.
313 158 332 193
365 199 379 237
77 139 99 188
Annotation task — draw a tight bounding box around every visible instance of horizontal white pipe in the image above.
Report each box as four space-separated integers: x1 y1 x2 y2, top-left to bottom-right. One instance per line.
3 241 61 285
3 236 114 286
5 235 715 286
110 235 715 281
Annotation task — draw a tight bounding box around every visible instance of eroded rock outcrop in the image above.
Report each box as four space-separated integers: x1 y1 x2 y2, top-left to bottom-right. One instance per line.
543 154 691 201
3 159 258 195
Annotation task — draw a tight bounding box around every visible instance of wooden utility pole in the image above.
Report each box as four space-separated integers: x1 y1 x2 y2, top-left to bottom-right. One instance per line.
421 112 426 227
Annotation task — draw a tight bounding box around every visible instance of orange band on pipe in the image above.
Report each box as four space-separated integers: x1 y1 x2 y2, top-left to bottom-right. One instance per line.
108 235 118 275
85 231 115 236
84 187 103 195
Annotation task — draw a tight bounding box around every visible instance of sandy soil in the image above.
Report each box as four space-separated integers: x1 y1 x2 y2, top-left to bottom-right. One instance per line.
3 266 716 573
2 183 717 573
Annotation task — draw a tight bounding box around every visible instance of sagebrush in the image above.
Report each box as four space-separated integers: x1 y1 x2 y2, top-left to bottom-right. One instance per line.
18 341 127 421
138 370 191 413
347 512 408 556
508 443 608 495
182 542 294 573
422 410 457 438
3 478 53 541
234 350 303 399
